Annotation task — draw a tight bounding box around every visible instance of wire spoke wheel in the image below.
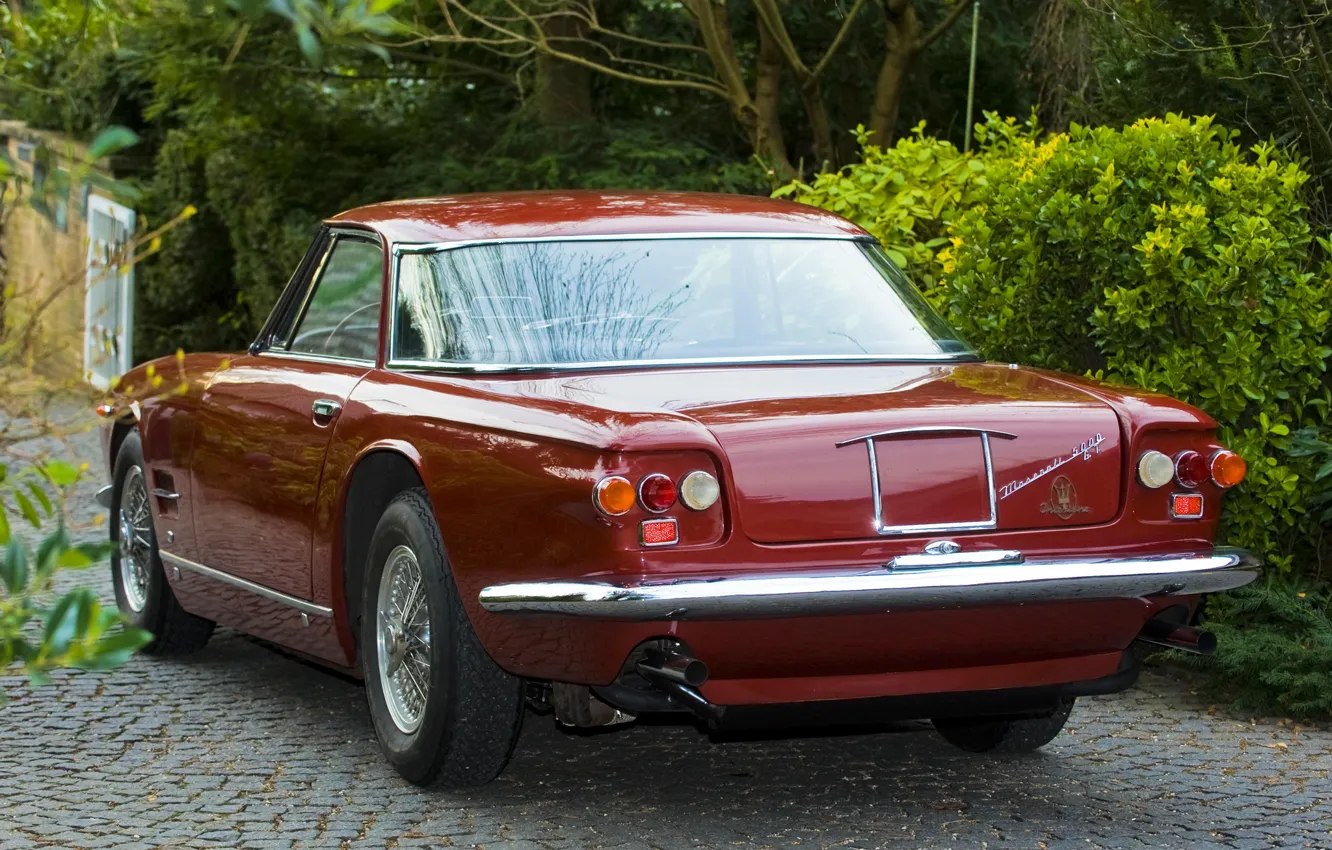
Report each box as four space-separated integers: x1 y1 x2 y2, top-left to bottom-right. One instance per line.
117 466 153 613
376 544 432 734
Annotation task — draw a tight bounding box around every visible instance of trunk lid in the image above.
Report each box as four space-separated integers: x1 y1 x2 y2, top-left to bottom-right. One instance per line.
468 362 1124 544
676 364 1123 543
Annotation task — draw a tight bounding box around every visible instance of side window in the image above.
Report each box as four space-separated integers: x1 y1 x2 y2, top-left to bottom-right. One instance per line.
288 237 383 361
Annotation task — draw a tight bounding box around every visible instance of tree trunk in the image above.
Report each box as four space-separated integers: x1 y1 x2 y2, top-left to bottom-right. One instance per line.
755 19 792 179
536 7 594 126
799 83 835 171
685 0 795 180
869 0 920 145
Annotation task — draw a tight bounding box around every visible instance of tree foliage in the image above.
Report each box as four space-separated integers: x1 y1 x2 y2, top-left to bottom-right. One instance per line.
1 0 1040 358
1067 0 1332 228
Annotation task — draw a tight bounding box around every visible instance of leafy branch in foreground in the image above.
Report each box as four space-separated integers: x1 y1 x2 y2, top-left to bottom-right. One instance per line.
0 124 180 703
0 461 152 704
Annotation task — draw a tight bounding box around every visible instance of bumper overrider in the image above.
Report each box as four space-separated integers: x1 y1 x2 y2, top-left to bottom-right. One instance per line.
478 547 1260 621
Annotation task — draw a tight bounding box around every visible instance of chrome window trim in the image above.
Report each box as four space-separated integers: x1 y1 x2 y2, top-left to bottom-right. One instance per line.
251 229 331 355
280 227 382 360
160 550 334 618
835 426 1018 536
385 231 979 373
258 349 375 368
385 353 974 374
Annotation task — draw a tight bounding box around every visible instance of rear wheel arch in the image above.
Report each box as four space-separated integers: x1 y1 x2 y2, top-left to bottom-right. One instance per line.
340 448 428 658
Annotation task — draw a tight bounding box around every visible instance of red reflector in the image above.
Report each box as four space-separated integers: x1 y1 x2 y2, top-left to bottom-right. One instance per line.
1170 493 1204 519
640 518 679 546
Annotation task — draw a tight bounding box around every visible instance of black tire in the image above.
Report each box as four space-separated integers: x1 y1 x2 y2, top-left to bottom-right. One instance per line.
110 432 215 655
932 698 1075 754
360 488 524 787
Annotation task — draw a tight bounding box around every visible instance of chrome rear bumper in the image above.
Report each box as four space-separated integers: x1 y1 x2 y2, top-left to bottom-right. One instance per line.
477 547 1259 621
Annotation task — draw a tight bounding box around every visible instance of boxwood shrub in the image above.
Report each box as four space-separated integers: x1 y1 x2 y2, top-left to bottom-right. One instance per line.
782 113 1332 574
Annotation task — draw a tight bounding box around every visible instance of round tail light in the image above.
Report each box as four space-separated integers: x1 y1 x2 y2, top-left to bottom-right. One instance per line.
1211 450 1247 488
638 473 677 513
679 470 721 510
1174 450 1209 489
594 476 636 516
1137 450 1174 488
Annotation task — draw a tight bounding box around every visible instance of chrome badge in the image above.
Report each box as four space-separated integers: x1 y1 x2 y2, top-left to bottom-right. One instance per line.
1040 475 1090 520
999 433 1105 500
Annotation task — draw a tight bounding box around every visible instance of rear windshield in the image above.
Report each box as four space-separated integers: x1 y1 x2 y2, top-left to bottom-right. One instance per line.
391 237 974 367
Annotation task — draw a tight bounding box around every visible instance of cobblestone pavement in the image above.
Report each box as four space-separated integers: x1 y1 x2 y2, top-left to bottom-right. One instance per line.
2 427 1331 850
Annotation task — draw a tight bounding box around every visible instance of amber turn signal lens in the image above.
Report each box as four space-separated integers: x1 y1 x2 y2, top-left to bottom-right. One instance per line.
594 476 636 516
1174 450 1209 489
679 470 721 510
1210 450 1246 488
1137 450 1174 489
638 473 677 513
1171 493 1204 519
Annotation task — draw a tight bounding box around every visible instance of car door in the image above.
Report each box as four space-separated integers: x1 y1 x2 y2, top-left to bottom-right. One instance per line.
190 228 385 600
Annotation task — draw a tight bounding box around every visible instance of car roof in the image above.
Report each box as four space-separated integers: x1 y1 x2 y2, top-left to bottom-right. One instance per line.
328 190 868 245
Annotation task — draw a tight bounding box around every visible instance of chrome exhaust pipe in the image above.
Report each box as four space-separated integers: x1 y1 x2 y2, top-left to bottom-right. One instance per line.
635 649 722 721
1138 617 1217 656
637 649 709 687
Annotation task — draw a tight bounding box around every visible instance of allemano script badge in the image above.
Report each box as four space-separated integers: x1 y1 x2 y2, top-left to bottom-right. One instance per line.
1040 475 1090 520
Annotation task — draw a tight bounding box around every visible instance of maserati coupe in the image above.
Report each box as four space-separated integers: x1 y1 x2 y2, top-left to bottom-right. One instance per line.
97 191 1259 787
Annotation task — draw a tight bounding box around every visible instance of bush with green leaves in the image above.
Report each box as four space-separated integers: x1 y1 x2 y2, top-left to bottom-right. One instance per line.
774 123 984 289
1189 581 1332 718
941 114 1331 569
785 113 1332 572
0 461 152 703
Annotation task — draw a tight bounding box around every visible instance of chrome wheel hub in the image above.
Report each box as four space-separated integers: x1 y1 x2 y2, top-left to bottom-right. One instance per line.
376 545 431 734
117 466 152 613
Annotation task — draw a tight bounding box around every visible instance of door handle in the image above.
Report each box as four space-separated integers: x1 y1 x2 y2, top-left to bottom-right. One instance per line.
312 399 342 420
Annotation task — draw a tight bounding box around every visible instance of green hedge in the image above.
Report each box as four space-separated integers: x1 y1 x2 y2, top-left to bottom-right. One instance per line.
781 114 1332 574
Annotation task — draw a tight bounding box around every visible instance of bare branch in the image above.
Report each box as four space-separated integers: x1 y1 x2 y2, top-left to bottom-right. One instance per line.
812 0 871 80
750 0 812 77
429 0 729 97
917 0 979 54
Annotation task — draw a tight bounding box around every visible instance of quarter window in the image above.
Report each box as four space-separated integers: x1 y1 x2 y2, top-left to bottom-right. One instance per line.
288 237 383 361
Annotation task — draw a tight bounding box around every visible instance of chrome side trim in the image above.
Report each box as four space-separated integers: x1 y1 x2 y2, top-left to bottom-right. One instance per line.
477 547 1261 621
95 484 114 509
837 426 1018 536
151 488 180 501
385 231 978 374
160 551 334 618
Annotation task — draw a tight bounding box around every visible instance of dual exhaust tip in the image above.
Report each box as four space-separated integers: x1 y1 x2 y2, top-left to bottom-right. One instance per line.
637 648 709 688
634 647 722 720
1138 616 1217 656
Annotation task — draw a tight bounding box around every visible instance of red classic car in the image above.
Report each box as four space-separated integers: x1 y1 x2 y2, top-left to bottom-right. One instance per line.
98 191 1259 787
